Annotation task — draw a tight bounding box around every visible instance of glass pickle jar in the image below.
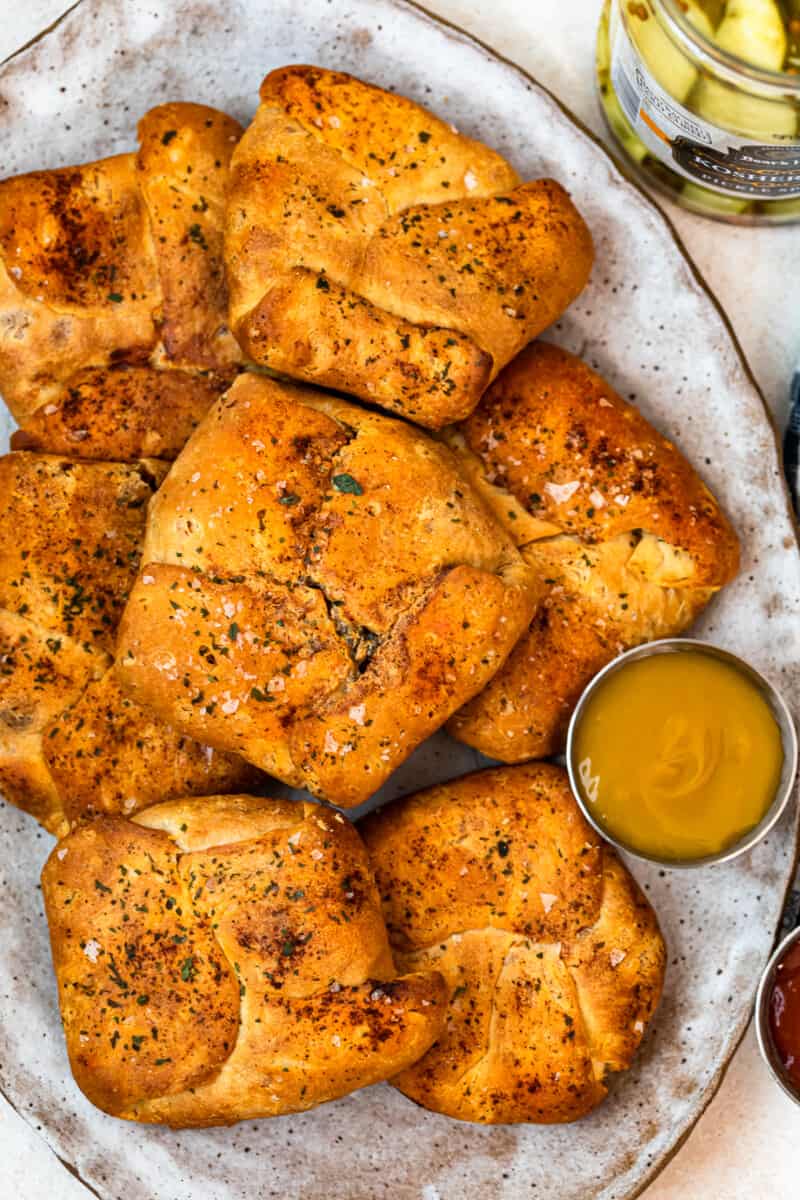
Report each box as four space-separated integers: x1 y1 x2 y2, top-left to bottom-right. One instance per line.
597 0 800 222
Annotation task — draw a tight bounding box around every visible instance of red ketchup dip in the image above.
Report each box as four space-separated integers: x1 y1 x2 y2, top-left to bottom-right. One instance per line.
769 937 800 1094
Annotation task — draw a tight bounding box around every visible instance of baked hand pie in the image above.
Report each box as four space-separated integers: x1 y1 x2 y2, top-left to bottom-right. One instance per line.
445 342 740 761
224 66 593 428
362 763 666 1124
42 794 448 1126
116 372 536 808
0 102 242 449
0 452 256 835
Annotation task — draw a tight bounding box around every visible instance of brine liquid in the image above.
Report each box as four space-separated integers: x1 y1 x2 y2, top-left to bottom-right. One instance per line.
692 0 800 70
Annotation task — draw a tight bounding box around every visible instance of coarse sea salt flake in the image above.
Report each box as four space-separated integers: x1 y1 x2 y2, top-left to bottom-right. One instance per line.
544 480 580 504
83 940 101 963
348 703 366 725
610 949 627 967
540 892 558 914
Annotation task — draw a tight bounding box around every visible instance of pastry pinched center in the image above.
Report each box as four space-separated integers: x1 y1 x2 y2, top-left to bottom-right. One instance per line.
116 373 536 806
42 796 447 1125
363 764 666 1124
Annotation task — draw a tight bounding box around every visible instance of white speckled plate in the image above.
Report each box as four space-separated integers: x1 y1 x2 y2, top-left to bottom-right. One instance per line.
0 2 798 1198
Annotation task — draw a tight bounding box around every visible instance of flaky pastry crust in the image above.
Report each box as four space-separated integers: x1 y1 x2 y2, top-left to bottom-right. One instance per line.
0 452 255 835
116 372 537 807
0 102 243 455
446 342 740 760
362 764 666 1123
225 66 593 428
42 795 447 1125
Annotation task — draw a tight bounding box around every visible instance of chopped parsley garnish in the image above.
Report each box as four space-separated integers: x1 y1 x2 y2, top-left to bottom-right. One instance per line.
332 473 363 496
188 222 208 249
107 955 129 991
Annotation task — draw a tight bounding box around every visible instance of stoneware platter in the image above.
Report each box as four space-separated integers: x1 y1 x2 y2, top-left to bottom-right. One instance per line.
0 2 799 1198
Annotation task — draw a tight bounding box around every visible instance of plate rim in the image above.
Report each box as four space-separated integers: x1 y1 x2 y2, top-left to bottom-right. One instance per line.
0 1 797 1198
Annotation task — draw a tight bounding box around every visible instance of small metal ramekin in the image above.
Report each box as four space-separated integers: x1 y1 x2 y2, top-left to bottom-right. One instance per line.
755 924 800 1107
565 638 798 870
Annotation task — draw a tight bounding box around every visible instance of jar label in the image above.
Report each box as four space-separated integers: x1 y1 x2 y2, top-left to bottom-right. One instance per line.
611 22 800 198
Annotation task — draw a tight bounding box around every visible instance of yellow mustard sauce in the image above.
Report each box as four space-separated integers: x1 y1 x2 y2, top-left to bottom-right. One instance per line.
573 651 784 861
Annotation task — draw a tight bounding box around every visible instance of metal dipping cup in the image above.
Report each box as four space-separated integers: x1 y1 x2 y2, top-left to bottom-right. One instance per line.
565 638 798 870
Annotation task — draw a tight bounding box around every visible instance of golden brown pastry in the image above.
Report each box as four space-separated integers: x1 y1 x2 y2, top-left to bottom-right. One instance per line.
42 794 448 1126
362 764 666 1124
445 342 740 760
116 372 536 808
224 66 594 428
9 365 226 461
0 452 256 835
0 102 243 450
